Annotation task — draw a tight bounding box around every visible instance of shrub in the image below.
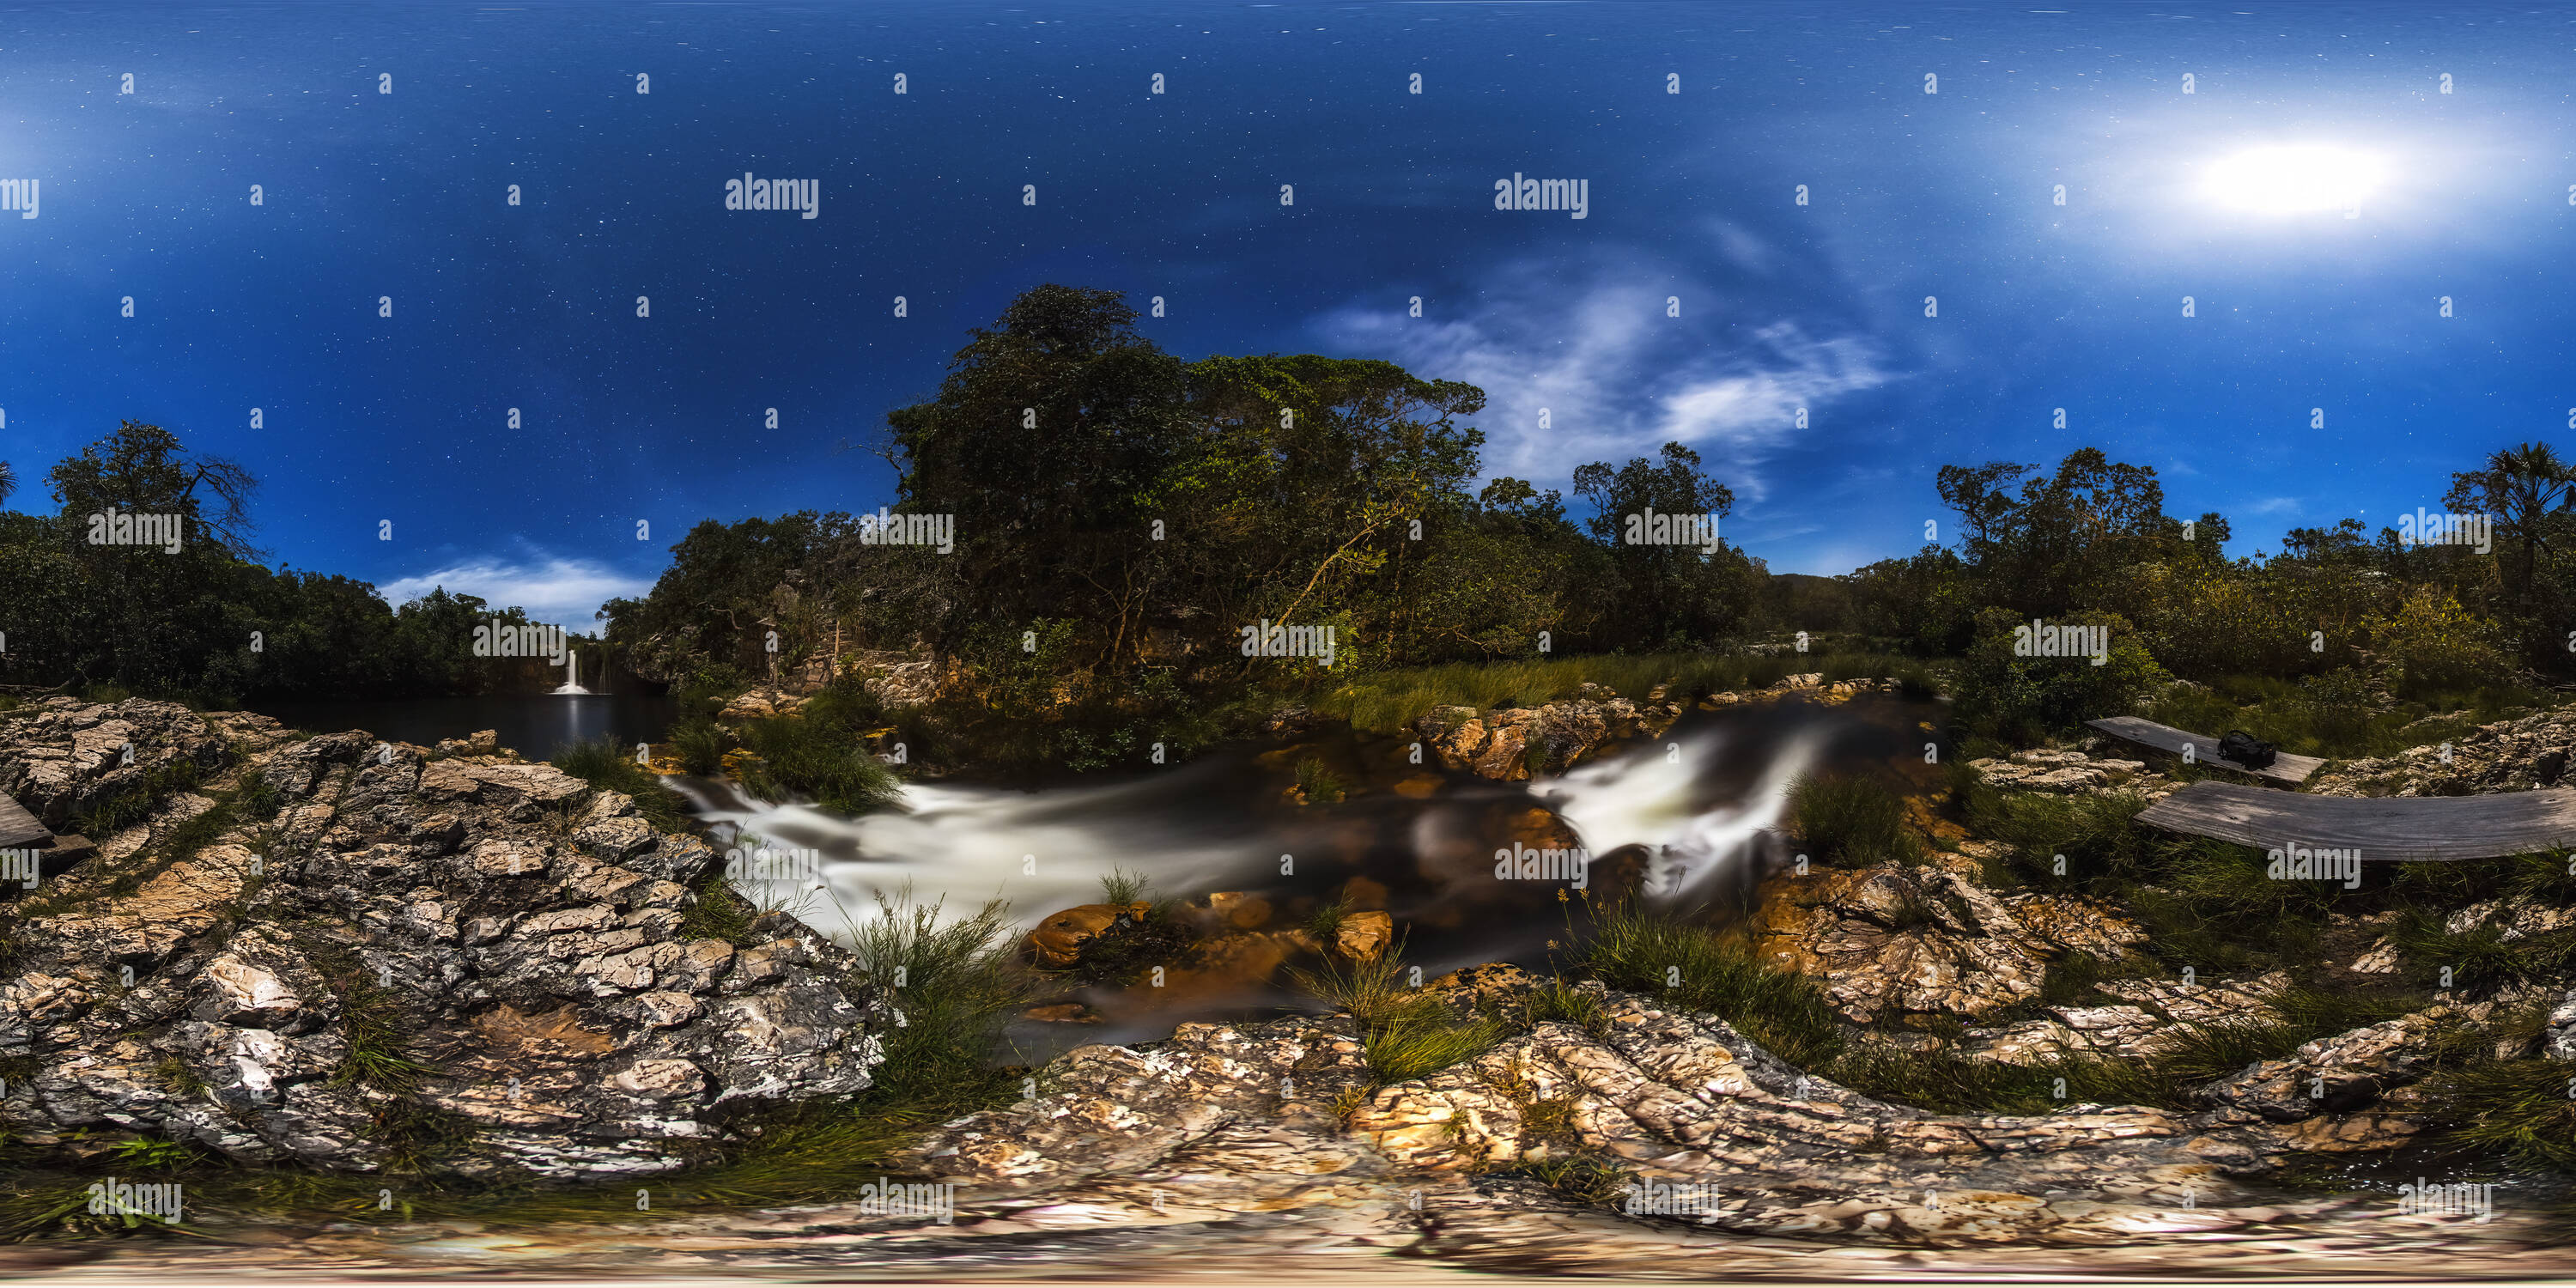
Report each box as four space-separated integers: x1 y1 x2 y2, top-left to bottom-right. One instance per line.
1293 755 1346 805
2366 585 2511 700
1953 607 2170 743
1788 772 1923 867
733 714 903 815
670 720 734 775
839 888 1033 1122
550 733 694 832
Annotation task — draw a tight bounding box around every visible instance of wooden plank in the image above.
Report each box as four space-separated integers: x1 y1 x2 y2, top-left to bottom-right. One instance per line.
2087 716 2325 787
0 793 50 850
2136 781 2576 861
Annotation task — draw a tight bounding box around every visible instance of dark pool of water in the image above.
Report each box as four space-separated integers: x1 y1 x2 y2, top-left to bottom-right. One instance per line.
244 692 680 763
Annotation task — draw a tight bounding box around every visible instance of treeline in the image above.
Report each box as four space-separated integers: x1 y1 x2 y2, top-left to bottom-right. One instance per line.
1800 446 2553 738
0 422 569 704
604 285 1771 716
607 284 2568 757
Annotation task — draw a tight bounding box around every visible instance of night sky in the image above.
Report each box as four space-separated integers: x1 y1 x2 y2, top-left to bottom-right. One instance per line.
3 0 2573 631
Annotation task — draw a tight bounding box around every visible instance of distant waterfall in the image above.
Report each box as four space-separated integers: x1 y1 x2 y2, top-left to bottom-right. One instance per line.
551 647 592 696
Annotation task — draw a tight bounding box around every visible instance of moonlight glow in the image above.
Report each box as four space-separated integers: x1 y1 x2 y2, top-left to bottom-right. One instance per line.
2200 144 2389 216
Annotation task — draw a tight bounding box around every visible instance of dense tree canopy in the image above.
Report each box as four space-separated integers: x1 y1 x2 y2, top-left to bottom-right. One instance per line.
0 420 564 702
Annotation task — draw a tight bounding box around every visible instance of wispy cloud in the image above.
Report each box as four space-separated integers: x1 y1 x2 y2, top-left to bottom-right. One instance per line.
1317 260 1893 501
380 551 653 635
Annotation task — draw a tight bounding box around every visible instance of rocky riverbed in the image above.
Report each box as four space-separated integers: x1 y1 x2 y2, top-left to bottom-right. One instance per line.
4 692 2574 1279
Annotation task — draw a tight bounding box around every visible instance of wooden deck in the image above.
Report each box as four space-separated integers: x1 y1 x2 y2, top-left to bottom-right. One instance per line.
0 793 50 849
2087 716 2325 788
2136 781 2576 860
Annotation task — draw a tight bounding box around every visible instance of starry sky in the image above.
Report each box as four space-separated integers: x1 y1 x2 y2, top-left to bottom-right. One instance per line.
3 0 2573 631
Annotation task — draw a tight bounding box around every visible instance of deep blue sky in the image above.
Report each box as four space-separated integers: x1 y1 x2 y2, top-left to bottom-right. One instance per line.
3 0 2572 630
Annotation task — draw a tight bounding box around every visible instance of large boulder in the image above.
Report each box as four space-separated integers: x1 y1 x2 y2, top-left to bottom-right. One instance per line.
0 701 890 1181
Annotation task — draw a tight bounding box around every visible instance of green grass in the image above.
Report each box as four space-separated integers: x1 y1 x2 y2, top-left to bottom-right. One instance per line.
834 888 1035 1123
1524 976 1610 1039
548 734 696 833
1788 772 1924 867
2419 1058 2576 1167
69 757 208 839
669 720 734 775
677 866 761 946
731 714 904 816
1575 902 1846 1071
1099 866 1151 906
1287 939 1510 1084
1293 755 1347 805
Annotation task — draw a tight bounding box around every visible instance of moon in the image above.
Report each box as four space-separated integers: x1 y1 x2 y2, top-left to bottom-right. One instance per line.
2200 144 2388 216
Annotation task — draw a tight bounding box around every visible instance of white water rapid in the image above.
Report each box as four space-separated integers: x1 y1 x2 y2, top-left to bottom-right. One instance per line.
664 717 1826 939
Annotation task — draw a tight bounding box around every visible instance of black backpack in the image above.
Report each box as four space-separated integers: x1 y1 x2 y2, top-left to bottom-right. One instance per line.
2218 730 2277 769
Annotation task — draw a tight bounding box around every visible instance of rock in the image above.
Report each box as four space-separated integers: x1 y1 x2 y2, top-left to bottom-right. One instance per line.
901 969 2314 1247
1962 972 2294 1065
0 697 232 831
2198 1012 2451 1123
2349 937 2403 974
0 700 890 1180
1334 910 1394 959
1026 903 1147 969
1756 862 2111 1024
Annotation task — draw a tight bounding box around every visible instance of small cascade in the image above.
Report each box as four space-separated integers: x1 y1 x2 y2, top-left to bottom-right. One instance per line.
550 647 592 696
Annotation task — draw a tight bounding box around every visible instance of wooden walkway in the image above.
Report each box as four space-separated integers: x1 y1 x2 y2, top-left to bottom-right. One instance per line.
0 793 50 849
2087 716 2325 788
2136 781 2576 861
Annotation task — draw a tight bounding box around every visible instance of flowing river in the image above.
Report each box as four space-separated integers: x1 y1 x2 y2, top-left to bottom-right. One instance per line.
665 693 1942 1049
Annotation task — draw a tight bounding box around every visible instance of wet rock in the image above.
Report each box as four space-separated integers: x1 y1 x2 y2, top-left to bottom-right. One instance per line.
1334 910 1394 959
2198 1011 2451 1123
0 701 890 1180
1026 903 1149 969
1412 694 1686 781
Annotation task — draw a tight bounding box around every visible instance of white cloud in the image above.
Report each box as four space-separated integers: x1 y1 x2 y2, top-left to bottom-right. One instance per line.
380 552 653 636
1319 270 1893 501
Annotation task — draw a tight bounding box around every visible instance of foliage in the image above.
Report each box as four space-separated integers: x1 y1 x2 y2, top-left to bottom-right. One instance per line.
1953 608 2170 742
548 734 695 833
1787 772 1923 867
838 889 1034 1122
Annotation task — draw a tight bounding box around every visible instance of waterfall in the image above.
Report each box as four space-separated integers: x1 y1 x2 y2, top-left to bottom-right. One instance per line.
551 647 592 696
